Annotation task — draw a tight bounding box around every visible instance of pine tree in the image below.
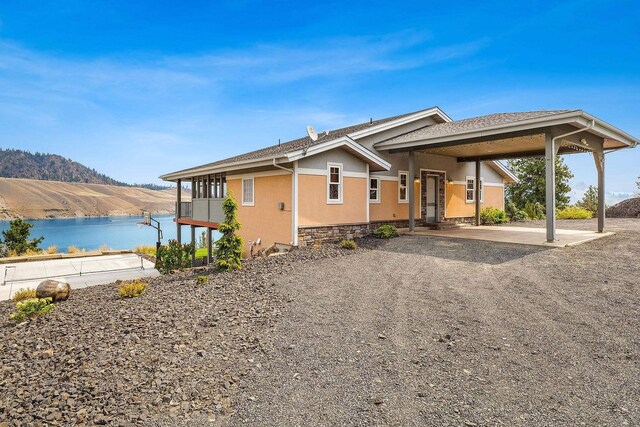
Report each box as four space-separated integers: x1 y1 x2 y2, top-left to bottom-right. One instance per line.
506 157 574 211
576 185 598 216
215 191 243 271
2 219 44 255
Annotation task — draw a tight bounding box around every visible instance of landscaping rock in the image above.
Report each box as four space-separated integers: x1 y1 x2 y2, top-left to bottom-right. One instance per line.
36 279 70 301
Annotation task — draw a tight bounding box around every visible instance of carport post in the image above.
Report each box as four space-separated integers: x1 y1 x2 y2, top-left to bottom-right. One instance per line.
475 160 481 226
408 150 415 231
545 133 557 242
593 145 605 233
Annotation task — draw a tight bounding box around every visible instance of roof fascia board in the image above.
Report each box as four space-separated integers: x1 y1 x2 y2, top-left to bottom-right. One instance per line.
376 110 638 151
286 136 391 170
160 157 288 181
347 107 452 140
489 160 518 183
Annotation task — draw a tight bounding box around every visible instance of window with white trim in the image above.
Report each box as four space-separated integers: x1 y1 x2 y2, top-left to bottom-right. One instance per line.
398 171 408 202
327 163 343 203
465 177 484 203
242 177 254 206
369 177 380 202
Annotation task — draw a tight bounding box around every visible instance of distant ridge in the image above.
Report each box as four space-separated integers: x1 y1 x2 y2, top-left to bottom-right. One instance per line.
0 148 168 190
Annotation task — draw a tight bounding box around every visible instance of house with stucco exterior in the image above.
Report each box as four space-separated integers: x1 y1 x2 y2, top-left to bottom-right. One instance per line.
160 106 637 257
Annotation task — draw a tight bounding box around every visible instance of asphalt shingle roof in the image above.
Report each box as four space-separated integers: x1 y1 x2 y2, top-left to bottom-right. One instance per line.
379 110 574 144
168 107 440 175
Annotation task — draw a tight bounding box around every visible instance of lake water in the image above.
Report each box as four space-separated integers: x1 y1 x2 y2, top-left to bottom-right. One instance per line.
0 215 220 252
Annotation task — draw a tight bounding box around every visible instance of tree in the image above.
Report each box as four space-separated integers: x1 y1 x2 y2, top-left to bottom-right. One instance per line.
576 185 598 217
636 176 639 194
2 218 44 255
506 157 574 211
215 191 243 271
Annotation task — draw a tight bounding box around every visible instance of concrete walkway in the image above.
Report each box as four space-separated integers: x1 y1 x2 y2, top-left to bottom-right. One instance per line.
0 253 159 301
401 225 614 247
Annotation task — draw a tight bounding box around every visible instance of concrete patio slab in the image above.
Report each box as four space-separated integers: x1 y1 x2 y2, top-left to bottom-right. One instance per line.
0 253 159 301
400 225 614 248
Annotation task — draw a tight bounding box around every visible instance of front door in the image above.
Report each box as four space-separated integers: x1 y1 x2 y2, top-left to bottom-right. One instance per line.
426 175 438 223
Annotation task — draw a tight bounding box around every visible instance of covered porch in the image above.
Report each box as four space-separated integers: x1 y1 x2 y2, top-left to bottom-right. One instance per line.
376 110 638 244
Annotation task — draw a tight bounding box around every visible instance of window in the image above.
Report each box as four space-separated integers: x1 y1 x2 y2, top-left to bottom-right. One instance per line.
327 163 343 203
242 177 254 206
465 177 484 203
369 177 380 202
398 171 408 202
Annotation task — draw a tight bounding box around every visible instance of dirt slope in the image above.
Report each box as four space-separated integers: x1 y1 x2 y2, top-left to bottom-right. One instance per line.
0 177 177 219
606 196 640 218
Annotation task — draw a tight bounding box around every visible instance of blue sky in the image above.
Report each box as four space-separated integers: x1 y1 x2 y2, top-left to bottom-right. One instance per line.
0 0 638 203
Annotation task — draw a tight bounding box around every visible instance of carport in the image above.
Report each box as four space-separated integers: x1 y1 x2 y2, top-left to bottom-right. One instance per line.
376 110 639 242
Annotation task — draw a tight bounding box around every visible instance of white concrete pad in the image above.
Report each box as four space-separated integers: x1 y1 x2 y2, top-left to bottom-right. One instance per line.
401 225 614 248
0 254 159 301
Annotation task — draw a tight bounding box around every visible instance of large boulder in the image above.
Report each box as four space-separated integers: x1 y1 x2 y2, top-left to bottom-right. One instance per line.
36 279 71 302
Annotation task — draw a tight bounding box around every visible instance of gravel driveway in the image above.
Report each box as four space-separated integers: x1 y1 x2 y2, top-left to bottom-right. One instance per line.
229 219 639 426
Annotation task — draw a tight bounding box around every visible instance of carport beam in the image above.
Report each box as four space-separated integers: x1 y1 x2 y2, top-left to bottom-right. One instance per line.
176 179 182 244
408 150 415 231
594 146 605 233
545 133 557 242
475 160 481 226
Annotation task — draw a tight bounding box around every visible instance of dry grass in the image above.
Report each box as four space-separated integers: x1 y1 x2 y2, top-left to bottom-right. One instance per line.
134 245 157 256
100 243 109 252
12 288 37 302
66 246 85 254
45 245 58 254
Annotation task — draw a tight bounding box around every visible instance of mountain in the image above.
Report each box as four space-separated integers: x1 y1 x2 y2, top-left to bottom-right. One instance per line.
0 178 177 220
0 148 168 190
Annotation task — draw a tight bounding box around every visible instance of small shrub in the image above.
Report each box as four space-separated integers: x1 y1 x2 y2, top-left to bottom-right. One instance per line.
0 243 7 258
67 245 80 254
12 288 37 302
339 239 357 250
480 207 507 225
156 240 195 274
557 206 592 220
373 225 399 239
524 201 545 220
196 275 208 285
505 200 528 222
10 297 55 323
45 245 58 254
118 280 148 299
101 243 109 252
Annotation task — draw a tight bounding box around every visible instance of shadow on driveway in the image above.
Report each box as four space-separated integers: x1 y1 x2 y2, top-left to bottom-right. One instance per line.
374 234 550 265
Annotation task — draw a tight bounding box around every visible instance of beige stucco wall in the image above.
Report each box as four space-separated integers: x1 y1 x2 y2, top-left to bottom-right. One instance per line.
227 174 292 256
445 183 505 218
298 175 367 226
369 179 420 222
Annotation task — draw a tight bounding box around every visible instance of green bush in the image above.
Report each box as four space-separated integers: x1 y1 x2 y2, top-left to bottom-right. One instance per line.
505 200 528 222
524 201 546 220
156 240 195 274
12 288 37 302
557 206 592 219
480 207 507 225
373 225 399 239
196 275 208 285
2 218 44 256
338 239 357 250
10 297 55 322
118 280 148 299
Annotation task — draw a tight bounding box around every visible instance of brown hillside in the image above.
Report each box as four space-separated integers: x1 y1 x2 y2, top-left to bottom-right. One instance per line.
606 197 640 218
0 178 180 220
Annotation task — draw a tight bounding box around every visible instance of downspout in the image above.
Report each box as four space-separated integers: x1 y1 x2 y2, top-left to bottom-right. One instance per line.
552 120 595 149
272 159 297 246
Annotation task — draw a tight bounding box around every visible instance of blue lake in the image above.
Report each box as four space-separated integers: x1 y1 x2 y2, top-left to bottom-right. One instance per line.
0 215 219 252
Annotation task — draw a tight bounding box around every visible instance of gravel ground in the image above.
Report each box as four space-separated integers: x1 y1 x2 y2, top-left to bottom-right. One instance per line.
229 218 639 426
0 245 365 426
1 219 638 426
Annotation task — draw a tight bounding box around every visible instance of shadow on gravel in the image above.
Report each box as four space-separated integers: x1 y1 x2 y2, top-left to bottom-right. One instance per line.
377 235 550 265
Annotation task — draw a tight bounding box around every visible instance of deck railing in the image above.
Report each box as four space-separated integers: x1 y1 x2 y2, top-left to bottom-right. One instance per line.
177 199 224 224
